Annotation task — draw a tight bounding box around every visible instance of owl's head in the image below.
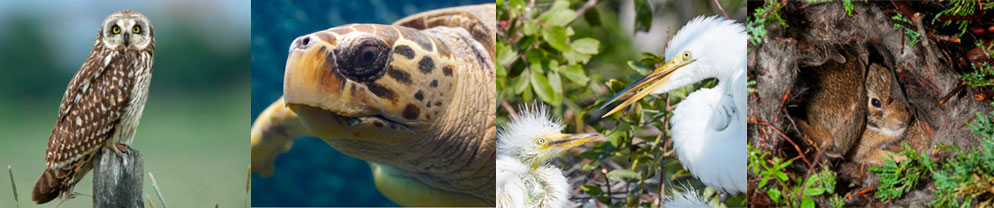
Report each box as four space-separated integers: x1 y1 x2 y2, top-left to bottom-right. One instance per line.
98 10 153 50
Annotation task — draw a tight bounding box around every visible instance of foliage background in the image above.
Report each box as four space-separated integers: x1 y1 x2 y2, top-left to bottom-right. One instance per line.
497 0 745 206
249 0 492 206
0 0 250 207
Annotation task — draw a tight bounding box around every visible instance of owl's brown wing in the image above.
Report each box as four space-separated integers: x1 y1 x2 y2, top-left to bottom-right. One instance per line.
45 51 135 167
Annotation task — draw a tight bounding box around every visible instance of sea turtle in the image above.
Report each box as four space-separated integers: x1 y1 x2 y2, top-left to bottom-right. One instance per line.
250 3 496 206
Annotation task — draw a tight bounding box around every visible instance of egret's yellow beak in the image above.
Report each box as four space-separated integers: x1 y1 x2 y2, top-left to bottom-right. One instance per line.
538 133 601 151
599 54 695 118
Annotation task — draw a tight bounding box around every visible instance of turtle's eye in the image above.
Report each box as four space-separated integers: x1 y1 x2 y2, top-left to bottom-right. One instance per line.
356 46 379 67
338 38 390 82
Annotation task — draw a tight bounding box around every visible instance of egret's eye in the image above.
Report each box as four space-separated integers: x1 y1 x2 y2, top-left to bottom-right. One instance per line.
536 138 546 145
132 25 141 34
682 51 692 59
111 25 121 34
871 98 881 108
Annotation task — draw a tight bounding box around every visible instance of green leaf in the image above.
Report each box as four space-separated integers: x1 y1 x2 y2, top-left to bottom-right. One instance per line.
633 0 653 32
559 64 589 85
512 70 530 93
606 169 641 181
521 20 540 35
562 49 591 64
802 196 815 208
580 185 602 196
548 71 563 94
496 42 518 66
768 188 782 202
538 1 577 26
542 26 570 52
627 60 652 74
571 38 600 54
805 187 825 196
530 70 560 106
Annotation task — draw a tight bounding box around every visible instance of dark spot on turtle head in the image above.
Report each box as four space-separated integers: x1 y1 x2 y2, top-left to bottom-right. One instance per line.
372 121 384 127
365 82 396 102
430 80 438 88
414 90 424 101
350 84 358 97
442 65 453 76
434 101 442 107
397 27 433 52
402 104 420 120
418 57 434 74
394 45 415 59
425 102 431 108
470 23 495 60
426 114 431 120
328 27 353 36
353 24 374 33
315 45 328 56
432 36 451 57
316 32 337 45
386 66 412 85
373 25 399 46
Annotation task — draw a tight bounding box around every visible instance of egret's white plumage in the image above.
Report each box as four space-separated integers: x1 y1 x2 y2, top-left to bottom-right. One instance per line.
600 16 746 194
497 104 600 208
664 185 714 207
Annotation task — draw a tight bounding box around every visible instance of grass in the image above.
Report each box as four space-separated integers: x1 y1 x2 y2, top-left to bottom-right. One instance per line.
149 172 167 208
0 88 248 207
8 165 18 208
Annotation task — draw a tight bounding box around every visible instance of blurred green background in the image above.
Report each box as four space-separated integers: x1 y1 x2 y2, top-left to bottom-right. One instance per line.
0 0 250 207
250 0 491 206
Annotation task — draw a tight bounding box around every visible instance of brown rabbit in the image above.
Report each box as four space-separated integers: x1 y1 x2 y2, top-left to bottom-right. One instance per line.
795 49 867 159
852 64 911 166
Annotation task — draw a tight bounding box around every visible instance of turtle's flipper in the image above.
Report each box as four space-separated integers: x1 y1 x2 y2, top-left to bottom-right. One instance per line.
369 163 489 206
251 97 309 177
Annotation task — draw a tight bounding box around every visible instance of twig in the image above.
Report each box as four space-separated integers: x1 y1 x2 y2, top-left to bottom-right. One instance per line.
149 172 168 208
9 165 18 208
574 0 599 20
713 0 730 19
145 195 156 208
749 117 813 168
501 100 519 119
773 89 791 123
245 165 251 208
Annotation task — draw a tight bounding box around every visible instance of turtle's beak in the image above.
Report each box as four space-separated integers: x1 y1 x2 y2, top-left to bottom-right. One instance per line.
539 133 601 152
599 56 695 118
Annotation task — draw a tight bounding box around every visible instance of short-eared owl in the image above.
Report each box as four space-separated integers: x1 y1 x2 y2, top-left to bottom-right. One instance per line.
31 10 155 204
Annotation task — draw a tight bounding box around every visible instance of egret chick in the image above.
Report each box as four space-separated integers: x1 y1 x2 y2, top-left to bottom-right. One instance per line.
600 15 746 194
497 104 600 208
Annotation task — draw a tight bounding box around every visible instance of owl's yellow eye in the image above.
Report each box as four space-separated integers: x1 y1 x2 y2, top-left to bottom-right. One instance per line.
111 25 121 34
132 26 141 34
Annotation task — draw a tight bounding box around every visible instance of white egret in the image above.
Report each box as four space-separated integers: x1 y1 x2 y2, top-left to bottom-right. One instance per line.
599 15 747 194
497 104 601 208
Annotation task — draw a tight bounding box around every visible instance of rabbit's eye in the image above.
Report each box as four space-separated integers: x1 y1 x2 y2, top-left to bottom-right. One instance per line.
871 98 881 108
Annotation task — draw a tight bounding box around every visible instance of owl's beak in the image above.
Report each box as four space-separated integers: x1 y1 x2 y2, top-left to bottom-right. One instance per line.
123 33 131 47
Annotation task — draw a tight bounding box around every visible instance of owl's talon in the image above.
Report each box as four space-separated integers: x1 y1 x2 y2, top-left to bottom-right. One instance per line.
110 143 129 157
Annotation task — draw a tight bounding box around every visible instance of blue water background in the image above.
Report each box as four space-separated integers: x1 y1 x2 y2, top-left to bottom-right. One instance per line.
250 0 493 206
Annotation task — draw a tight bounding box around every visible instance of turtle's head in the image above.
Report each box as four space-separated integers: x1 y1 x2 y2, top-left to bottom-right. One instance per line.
283 24 457 145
